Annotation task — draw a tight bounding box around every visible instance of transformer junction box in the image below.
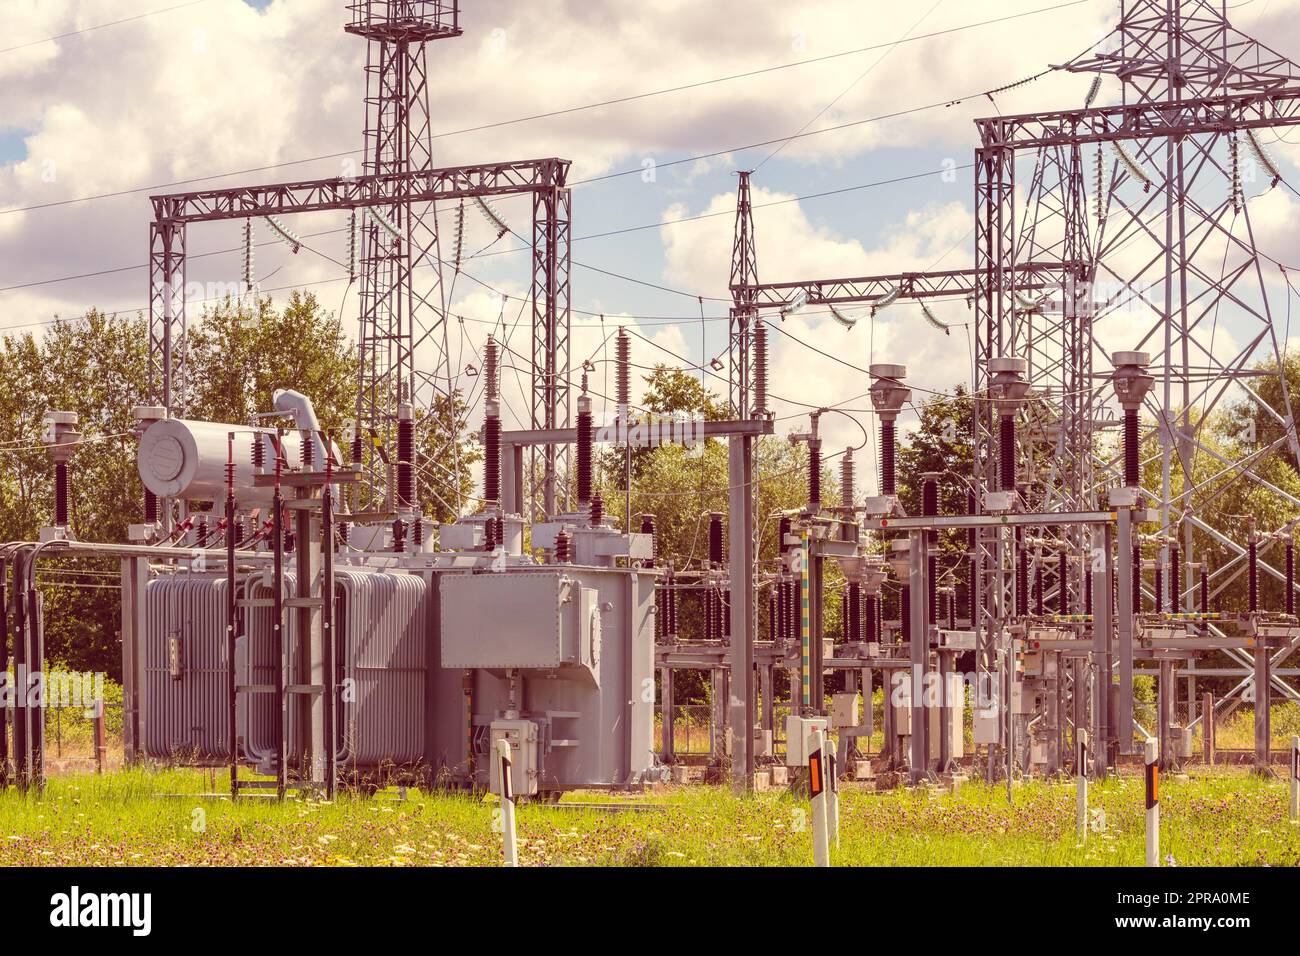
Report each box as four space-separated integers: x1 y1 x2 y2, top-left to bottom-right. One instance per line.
753 727 774 759
490 719 540 797
784 715 829 767
831 693 859 730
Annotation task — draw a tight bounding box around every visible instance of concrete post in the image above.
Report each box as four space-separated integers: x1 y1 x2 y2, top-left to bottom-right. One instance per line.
809 726 829 867
1145 737 1159 867
496 738 518 867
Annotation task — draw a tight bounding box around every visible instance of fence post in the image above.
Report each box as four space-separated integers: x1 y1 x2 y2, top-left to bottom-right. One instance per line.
1201 692 1214 766
809 727 829 867
1144 737 1159 867
1290 735 1298 823
495 737 517 867
94 698 105 775
827 749 840 850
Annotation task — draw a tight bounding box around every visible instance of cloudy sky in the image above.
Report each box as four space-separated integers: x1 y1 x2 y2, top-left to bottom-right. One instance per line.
3 0 1300 494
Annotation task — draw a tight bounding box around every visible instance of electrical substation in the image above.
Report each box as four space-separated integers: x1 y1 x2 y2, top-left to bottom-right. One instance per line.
5 0 1300 807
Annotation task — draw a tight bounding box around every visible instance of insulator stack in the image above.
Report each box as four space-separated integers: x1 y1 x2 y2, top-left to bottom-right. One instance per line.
144 489 158 523
768 589 778 642
866 595 880 644
1034 562 1044 616
396 413 414 507
640 513 656 559
555 529 571 564
196 517 208 548
847 582 861 642
808 441 821 510
54 461 69 527
1132 546 1142 611
392 518 406 554
484 517 496 551
1154 564 1163 614
590 493 603 527
840 450 855 512
1169 547 1181 613
752 321 769 418
615 327 631 412
705 589 716 641
576 395 593 507
880 420 896 496
926 555 937 621
494 515 504 545
484 335 499 403
413 517 423 548
900 586 911 642
351 434 363 466
1058 548 1069 614
998 414 1016 492
1085 567 1094 615
484 402 502 507
720 590 730 638
1015 535 1029 616
1288 544 1295 616
284 529 296 554
1200 564 1209 615
708 512 724 566
252 432 265 470
667 570 678 636
1248 539 1259 612
1123 408 1140 487
947 592 956 631
301 430 314 468
339 522 350 547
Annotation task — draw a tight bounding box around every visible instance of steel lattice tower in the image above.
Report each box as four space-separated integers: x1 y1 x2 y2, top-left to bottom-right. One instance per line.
345 1 461 512
728 171 759 419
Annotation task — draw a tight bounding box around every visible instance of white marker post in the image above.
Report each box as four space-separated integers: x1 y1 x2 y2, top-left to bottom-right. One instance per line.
1290 735 1299 823
1076 731 1089 843
1144 737 1159 867
827 749 840 851
496 737 518 867
808 727 830 867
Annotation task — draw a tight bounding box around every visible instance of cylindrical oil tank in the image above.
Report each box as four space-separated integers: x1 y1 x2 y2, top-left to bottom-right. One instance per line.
137 418 306 505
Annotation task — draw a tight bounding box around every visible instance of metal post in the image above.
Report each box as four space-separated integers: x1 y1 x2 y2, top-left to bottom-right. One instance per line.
1290 735 1298 822
1145 737 1160 867
728 435 755 789
1076 730 1088 843
909 530 929 783
1116 509 1135 755
826 750 840 850
1254 641 1271 773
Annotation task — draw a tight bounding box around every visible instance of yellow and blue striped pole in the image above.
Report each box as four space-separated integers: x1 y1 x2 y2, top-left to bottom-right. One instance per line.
801 528 811 710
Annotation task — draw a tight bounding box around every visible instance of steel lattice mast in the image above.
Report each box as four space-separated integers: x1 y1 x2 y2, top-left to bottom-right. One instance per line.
728 171 759 419
345 1 461 513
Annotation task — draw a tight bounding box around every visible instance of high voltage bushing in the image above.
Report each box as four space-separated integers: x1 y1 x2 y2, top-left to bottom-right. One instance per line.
484 516 496 551
301 428 314 468
615 327 631 411
413 517 424 548
252 430 266 469
841 450 855 511
900 585 912 641
1170 547 1181 613
339 521 350 547
54 462 69 527
752 321 769 418
1016 531 1029 616
484 394 502 514
576 392 594 510
1199 562 1209 614
640 513 656 557
708 512 725 565
196 516 208 548
1085 566 1094 615
392 517 406 554
988 357 1029 493
1034 560 1045 616
921 471 939 545
144 489 159 524
396 402 414 508
554 528 571 564
44 410 79 528
869 364 909 497
965 488 977 551
1059 547 1069 614
1111 351 1154 489
484 334 500 404
590 493 603 527
1132 545 1142 611
1154 562 1164 613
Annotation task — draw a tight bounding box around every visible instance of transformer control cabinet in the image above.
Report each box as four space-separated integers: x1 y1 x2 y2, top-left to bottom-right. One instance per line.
489 719 540 797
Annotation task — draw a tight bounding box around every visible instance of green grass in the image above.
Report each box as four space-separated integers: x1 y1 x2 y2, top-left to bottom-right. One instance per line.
0 766 1297 866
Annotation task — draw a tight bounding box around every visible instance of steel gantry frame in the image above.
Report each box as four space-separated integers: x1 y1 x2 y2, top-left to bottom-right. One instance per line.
148 2 573 526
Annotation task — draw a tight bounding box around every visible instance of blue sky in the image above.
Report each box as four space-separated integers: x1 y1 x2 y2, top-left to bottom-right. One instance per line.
3 0 1300 461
